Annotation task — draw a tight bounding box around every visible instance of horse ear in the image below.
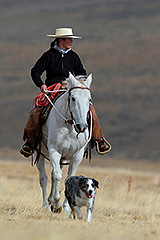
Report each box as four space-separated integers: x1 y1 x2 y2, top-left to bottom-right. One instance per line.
86 74 92 88
69 72 79 87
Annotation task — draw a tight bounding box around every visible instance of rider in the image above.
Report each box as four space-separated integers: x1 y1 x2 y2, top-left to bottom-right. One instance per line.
20 28 111 158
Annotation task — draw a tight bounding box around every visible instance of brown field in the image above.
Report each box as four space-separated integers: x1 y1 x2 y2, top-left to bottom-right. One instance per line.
1 156 160 240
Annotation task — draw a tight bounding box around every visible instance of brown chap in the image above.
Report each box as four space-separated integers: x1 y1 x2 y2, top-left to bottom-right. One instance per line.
23 108 42 151
89 104 103 140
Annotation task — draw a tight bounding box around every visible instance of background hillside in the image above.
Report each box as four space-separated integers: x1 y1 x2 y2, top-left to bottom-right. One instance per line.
0 0 160 161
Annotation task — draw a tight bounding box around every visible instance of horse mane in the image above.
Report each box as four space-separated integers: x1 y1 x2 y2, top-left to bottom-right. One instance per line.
75 75 89 88
63 75 89 89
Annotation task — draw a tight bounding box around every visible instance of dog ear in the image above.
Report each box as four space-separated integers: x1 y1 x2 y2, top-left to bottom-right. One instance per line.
93 179 99 188
79 177 85 188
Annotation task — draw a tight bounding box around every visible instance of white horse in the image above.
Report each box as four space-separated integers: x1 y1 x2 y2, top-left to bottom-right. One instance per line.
36 73 92 213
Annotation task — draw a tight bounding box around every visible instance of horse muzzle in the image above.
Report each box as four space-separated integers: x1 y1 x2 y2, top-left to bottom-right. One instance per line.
74 123 88 134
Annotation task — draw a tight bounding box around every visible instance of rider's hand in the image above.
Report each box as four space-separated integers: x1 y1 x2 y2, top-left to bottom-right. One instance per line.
41 84 47 93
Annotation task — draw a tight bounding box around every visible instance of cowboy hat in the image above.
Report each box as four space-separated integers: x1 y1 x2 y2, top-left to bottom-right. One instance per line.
47 28 82 39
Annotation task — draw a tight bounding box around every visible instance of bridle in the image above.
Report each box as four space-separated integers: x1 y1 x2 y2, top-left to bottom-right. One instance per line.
44 86 91 126
68 86 91 123
69 86 90 93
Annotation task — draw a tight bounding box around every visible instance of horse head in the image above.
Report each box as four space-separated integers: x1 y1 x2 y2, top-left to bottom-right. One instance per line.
68 73 92 134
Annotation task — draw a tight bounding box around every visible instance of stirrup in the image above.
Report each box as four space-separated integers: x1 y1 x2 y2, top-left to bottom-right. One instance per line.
20 140 33 158
95 137 112 155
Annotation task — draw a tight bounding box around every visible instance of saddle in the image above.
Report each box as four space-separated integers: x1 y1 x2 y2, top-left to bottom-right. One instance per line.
23 84 65 156
33 83 61 108
40 89 65 124
31 83 66 125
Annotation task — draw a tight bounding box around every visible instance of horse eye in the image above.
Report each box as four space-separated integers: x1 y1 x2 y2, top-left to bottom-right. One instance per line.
72 97 76 102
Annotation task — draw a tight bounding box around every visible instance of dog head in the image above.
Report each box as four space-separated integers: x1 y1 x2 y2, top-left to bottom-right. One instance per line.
79 177 99 198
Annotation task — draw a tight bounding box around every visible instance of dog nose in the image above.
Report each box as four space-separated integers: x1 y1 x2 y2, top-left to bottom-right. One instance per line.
89 190 92 195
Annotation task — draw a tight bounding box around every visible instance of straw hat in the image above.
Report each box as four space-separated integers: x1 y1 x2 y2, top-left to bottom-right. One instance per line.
47 28 82 39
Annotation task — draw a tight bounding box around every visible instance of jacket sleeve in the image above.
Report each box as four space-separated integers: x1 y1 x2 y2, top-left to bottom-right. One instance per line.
31 52 50 88
73 53 87 77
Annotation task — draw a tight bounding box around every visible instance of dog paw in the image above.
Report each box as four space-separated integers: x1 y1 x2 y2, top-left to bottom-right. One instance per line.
86 216 93 222
78 215 83 220
69 213 74 219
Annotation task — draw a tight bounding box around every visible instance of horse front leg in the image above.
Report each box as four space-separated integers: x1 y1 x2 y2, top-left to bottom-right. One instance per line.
49 149 62 213
63 149 84 213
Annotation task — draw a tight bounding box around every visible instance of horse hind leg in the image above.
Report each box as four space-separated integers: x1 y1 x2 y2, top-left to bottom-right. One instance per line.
36 156 50 210
48 170 54 204
63 197 70 213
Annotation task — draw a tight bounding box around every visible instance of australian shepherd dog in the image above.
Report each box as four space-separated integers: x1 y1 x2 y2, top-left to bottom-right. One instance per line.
65 175 99 222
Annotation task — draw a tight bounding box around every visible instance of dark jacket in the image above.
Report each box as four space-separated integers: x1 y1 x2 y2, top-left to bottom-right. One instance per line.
31 47 87 88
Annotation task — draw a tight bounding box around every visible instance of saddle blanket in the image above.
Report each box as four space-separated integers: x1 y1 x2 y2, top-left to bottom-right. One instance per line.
32 83 61 109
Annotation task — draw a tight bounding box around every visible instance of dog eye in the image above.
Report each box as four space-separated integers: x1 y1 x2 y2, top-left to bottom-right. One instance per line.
72 97 76 102
86 184 89 188
80 183 85 189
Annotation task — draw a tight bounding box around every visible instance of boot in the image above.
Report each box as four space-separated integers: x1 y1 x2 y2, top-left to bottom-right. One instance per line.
20 141 33 158
89 104 111 155
95 137 111 155
20 108 41 158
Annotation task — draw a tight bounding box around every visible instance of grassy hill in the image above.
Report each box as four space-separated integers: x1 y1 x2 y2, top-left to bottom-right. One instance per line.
0 0 160 161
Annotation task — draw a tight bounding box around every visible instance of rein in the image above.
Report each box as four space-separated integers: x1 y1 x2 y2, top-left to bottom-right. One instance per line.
44 90 73 125
44 86 91 125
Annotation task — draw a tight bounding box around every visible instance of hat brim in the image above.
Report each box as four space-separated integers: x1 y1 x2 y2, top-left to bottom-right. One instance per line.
47 35 82 39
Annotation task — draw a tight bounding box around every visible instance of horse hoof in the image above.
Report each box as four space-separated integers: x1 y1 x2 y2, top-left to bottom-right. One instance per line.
50 199 62 213
51 205 62 213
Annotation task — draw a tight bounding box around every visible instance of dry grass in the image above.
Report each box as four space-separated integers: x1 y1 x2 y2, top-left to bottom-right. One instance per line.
0 157 160 240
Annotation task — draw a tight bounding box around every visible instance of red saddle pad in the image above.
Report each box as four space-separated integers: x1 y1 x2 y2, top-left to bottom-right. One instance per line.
33 83 61 108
